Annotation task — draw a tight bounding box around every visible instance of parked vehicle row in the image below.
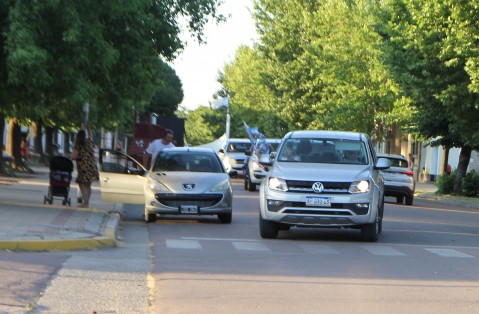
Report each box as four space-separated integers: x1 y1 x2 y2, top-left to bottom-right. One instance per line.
96 130 421 242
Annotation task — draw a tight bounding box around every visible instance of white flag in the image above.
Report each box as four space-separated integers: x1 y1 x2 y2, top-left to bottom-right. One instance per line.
210 97 229 110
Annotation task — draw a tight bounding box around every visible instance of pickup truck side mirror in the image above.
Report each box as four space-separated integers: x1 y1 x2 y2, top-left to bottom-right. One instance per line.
259 152 276 167
375 157 390 170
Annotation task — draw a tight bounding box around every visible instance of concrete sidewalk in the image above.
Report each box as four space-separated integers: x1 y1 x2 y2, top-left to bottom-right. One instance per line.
0 166 121 251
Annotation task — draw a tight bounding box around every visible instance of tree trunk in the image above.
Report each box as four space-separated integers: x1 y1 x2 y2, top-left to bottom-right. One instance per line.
9 119 28 171
32 120 48 165
45 126 53 160
63 130 70 157
453 145 472 195
0 114 5 175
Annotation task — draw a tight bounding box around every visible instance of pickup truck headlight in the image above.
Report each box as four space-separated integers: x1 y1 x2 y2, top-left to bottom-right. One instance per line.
146 178 170 192
349 180 370 193
268 177 288 191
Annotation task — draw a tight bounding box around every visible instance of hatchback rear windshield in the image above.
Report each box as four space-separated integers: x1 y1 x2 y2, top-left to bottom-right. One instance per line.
153 152 223 173
277 138 369 165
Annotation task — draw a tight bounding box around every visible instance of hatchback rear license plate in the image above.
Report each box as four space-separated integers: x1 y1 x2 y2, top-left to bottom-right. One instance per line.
180 205 199 214
306 196 331 207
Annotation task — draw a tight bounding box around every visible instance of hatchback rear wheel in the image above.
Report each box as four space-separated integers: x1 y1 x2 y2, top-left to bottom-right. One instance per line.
405 195 414 206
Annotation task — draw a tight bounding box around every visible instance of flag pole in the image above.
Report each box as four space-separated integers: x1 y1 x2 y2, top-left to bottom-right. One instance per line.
226 106 230 140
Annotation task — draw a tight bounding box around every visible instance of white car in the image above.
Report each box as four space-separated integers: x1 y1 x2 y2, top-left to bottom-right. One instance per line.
217 138 252 174
258 130 390 241
98 147 235 223
243 138 282 191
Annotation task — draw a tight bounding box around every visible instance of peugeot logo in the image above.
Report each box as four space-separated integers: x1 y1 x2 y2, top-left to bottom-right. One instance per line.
312 182 324 193
183 183 196 190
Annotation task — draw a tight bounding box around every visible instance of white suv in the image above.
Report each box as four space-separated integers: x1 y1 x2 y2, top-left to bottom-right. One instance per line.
243 138 282 191
218 138 252 174
258 130 389 242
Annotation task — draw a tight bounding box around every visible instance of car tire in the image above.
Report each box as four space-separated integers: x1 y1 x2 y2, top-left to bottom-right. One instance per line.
247 175 256 192
259 214 279 239
405 195 414 206
278 223 290 231
218 213 232 224
396 196 404 204
378 197 384 234
361 213 379 242
145 212 157 223
244 177 248 190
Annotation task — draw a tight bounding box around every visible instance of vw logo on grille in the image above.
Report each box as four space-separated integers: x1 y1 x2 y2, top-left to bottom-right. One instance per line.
312 182 324 193
183 183 196 190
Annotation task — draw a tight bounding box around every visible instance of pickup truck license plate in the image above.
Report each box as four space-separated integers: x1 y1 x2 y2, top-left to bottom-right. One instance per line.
306 196 331 207
180 205 199 214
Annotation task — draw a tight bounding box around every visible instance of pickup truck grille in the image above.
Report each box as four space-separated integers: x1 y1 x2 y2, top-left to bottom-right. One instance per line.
286 180 351 194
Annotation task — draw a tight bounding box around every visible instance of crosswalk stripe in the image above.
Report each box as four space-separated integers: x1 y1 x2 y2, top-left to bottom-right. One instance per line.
425 248 474 258
300 244 339 254
166 239 202 249
362 246 407 256
232 241 270 251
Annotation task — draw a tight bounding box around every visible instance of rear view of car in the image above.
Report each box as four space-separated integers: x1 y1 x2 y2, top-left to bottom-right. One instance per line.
258 130 389 242
378 154 415 205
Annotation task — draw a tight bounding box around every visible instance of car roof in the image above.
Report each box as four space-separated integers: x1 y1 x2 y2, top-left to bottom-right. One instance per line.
377 153 407 160
284 130 366 141
162 147 216 154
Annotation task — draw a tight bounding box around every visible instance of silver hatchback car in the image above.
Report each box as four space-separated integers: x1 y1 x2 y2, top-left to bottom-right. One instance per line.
258 130 389 241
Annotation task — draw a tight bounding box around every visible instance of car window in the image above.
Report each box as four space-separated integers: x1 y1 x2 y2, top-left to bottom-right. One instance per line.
387 158 409 168
227 142 251 153
152 152 223 173
277 138 368 165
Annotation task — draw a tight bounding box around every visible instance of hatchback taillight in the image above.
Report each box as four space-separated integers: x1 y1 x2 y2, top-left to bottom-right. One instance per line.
402 171 414 176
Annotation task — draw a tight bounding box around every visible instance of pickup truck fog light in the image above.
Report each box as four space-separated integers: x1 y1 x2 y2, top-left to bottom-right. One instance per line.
355 203 369 209
267 199 284 212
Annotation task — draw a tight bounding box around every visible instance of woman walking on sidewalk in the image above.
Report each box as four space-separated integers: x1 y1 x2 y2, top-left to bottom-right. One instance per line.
71 122 99 208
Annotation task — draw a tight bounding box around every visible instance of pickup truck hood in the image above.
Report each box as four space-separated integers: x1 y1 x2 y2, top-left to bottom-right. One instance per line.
271 162 372 182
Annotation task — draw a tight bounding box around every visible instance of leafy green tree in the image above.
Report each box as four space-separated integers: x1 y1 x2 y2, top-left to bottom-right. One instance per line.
0 0 225 174
220 45 288 138
144 61 184 118
381 0 479 194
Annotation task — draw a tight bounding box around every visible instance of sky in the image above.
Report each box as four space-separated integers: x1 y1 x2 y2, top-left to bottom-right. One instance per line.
171 0 258 110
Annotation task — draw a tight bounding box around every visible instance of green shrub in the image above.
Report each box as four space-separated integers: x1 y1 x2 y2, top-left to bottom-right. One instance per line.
461 170 479 197
437 171 456 194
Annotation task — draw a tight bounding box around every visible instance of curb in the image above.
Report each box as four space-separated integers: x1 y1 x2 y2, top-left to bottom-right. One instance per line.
0 213 120 252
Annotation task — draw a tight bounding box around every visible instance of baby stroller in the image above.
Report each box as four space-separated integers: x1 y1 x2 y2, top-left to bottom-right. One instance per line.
43 155 73 206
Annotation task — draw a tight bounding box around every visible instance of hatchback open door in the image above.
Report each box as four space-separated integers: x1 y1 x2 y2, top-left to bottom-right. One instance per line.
98 149 147 204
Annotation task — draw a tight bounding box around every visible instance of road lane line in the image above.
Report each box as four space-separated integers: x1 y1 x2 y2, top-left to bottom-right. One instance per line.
166 239 202 249
425 248 475 258
232 241 270 251
362 245 407 256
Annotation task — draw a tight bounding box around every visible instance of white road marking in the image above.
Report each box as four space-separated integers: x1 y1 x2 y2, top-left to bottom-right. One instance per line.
182 237 259 242
300 244 339 254
166 239 202 249
362 246 407 256
425 248 475 258
232 241 270 251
